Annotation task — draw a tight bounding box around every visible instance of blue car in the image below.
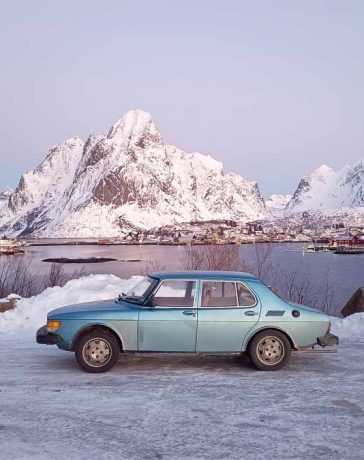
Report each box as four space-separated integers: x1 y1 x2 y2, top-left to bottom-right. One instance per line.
36 271 338 372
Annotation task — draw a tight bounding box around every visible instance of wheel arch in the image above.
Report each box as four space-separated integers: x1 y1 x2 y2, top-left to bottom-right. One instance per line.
243 326 296 352
70 323 124 352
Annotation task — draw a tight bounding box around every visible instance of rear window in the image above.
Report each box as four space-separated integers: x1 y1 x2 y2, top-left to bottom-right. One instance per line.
201 281 256 308
201 281 237 307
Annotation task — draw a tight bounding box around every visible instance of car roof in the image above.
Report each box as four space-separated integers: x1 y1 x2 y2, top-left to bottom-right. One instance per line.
150 270 258 281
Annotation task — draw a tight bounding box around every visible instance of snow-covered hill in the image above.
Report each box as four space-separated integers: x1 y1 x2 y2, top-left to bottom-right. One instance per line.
0 110 266 237
286 161 364 214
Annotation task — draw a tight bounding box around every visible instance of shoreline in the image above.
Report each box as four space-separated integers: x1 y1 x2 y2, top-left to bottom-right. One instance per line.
25 240 307 247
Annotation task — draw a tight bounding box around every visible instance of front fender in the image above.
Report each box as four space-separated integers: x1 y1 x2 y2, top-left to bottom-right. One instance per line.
69 321 125 351
54 319 137 351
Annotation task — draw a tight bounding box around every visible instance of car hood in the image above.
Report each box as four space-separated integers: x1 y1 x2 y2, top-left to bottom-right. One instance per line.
48 299 139 320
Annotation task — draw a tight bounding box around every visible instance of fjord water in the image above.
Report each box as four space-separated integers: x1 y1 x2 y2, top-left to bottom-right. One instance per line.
5 243 363 315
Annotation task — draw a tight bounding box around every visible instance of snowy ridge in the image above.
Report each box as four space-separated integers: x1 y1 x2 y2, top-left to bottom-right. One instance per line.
286 160 364 214
0 110 266 237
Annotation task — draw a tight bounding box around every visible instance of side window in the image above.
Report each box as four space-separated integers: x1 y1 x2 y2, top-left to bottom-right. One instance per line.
201 281 238 307
237 283 256 307
154 280 196 307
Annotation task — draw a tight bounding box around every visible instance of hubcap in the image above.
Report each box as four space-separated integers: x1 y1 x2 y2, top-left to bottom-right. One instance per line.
82 338 112 367
256 336 284 366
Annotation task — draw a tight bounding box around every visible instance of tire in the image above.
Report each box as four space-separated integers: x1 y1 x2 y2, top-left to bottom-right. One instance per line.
249 330 291 371
75 329 120 373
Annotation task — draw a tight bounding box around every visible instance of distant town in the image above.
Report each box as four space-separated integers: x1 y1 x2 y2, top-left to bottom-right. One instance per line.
1 215 364 253
118 218 364 247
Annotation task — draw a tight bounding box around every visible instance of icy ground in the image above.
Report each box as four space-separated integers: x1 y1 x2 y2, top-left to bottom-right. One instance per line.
0 275 364 459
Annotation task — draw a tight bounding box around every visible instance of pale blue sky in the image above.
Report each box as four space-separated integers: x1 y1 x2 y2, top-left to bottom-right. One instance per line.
0 0 363 196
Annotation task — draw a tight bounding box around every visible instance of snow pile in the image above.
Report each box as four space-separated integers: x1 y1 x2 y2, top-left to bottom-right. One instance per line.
0 274 141 335
330 313 364 339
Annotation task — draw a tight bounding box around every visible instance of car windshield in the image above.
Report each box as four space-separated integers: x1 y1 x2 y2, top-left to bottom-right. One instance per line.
123 276 156 303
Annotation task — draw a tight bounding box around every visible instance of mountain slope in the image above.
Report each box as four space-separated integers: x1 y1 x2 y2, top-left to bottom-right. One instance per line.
0 110 266 237
0 137 84 235
286 161 364 214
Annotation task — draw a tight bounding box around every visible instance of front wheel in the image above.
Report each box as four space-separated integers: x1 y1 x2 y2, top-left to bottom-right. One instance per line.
75 329 120 373
249 330 291 371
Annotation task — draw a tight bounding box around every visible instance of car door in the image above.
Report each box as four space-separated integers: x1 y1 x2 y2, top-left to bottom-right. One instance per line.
138 279 197 352
196 280 261 352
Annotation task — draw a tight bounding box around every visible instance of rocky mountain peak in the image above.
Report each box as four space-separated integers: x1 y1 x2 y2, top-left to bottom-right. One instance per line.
107 109 163 148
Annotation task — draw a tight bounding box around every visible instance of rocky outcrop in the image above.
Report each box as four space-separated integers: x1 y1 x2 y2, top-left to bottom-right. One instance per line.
341 288 364 317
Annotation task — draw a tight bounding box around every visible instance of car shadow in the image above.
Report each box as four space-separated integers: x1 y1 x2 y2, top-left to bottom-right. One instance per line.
114 352 258 373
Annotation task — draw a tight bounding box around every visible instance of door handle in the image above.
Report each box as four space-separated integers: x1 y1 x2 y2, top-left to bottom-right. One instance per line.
183 310 196 317
244 311 258 316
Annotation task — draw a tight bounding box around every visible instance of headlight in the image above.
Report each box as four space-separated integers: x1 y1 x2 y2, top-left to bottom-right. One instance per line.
47 320 61 332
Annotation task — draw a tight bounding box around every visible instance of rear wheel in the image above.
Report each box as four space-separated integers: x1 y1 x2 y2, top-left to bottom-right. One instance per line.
75 329 120 373
249 330 291 371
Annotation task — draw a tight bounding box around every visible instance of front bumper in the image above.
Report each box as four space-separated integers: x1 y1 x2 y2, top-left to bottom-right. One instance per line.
317 333 339 347
36 325 60 345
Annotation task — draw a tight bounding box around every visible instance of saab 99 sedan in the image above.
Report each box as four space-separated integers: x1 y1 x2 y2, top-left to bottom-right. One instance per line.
36 271 338 372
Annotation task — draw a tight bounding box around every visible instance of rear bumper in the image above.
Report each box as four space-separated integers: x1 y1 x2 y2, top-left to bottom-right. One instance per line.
317 333 339 347
36 325 60 345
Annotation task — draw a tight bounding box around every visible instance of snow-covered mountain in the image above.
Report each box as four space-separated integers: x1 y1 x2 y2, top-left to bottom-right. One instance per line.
0 110 266 237
266 194 292 210
286 161 364 214
265 194 292 217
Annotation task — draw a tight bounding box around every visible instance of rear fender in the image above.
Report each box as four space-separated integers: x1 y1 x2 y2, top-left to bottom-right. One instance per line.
242 325 297 352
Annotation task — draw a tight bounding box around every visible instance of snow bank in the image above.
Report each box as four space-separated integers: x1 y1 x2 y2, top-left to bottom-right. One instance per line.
0 274 141 335
330 313 364 339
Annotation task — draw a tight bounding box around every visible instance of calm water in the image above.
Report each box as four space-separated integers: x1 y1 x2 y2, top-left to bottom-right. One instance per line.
2 243 363 314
